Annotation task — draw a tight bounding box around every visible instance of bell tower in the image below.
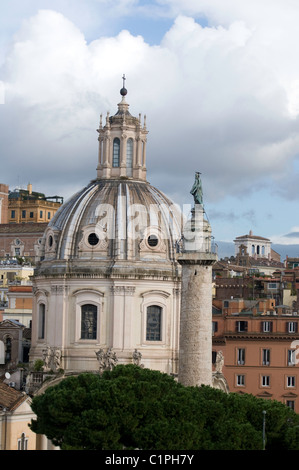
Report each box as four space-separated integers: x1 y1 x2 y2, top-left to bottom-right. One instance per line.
177 173 217 387
96 75 148 181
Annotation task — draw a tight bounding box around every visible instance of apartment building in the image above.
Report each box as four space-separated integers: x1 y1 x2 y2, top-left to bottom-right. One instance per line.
212 298 299 412
8 184 63 224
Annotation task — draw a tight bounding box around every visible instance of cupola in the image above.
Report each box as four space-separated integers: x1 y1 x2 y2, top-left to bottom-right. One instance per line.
96 75 148 181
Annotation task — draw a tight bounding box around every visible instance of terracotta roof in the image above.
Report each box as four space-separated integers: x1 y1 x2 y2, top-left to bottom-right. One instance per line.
8 286 32 293
0 381 27 411
235 234 270 241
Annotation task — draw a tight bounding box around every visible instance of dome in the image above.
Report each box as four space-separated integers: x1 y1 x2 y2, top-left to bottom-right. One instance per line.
35 82 185 278
38 178 183 275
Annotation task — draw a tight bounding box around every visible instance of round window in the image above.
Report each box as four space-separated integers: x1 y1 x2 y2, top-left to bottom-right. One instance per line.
88 233 99 246
147 234 159 247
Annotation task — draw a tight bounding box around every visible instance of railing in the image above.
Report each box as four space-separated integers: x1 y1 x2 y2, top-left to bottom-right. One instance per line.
177 235 218 255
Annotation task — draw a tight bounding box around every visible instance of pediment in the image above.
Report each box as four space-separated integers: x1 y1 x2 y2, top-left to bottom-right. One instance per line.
256 391 273 398
281 391 298 398
0 319 24 330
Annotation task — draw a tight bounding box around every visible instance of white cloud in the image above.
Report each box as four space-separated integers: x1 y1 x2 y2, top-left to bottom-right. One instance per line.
1 4 299 215
271 227 299 246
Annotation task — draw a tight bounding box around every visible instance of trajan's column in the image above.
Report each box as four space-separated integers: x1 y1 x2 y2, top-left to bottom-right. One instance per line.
177 172 217 387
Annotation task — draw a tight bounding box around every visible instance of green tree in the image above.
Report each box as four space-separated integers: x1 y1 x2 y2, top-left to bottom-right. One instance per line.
29 365 299 450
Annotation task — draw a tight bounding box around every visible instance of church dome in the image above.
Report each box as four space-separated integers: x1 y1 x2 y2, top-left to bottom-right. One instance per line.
36 81 183 278
40 178 182 267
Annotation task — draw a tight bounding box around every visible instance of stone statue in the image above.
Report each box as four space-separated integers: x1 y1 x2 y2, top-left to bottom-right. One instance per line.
42 346 62 371
106 347 118 371
95 348 106 373
95 347 118 373
215 351 224 373
190 172 203 205
42 345 51 371
132 349 143 367
53 348 62 371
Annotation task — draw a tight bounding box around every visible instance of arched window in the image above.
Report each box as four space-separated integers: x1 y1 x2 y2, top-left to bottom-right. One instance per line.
146 305 162 341
38 303 45 339
126 138 133 176
113 138 120 167
81 304 97 339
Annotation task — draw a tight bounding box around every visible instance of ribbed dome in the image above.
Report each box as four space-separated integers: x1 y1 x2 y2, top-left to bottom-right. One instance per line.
40 178 183 268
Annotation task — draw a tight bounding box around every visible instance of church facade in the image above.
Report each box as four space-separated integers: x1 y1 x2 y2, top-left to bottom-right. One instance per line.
29 82 219 387
30 84 184 375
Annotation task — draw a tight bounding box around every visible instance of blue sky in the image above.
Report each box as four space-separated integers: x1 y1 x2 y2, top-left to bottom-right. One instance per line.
1 0 299 257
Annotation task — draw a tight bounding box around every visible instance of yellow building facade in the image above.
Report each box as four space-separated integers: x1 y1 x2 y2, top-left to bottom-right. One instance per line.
8 184 63 224
0 382 37 450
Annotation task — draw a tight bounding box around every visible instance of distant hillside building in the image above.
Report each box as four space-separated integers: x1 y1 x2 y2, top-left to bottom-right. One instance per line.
234 230 282 273
8 183 63 224
0 183 63 263
235 230 272 260
0 223 48 262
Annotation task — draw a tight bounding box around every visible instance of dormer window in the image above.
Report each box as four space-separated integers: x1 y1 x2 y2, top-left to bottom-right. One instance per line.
113 138 120 167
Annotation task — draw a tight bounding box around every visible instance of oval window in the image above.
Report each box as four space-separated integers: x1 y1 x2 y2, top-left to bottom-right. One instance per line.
48 235 53 247
88 233 99 246
147 235 159 247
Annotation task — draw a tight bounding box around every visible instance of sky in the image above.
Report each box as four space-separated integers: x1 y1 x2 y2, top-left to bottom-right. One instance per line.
1 0 299 256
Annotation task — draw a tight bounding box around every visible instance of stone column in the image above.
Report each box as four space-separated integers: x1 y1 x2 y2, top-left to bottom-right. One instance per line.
177 252 216 387
177 201 217 387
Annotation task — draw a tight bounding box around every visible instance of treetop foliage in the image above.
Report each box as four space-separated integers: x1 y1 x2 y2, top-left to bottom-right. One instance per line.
30 364 299 450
